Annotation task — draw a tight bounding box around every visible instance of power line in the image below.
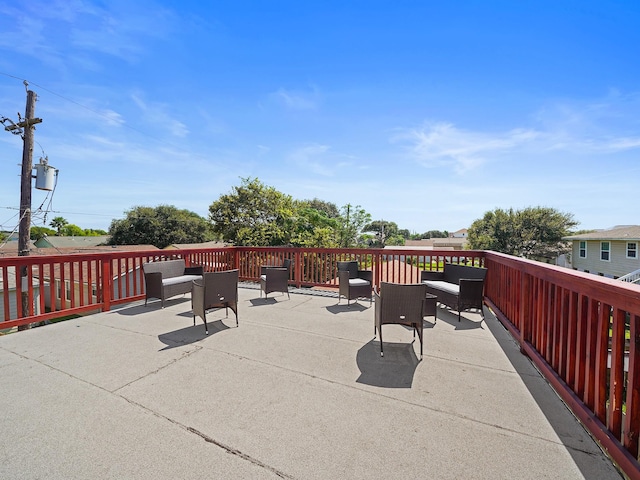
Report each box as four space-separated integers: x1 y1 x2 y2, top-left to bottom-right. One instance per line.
0 71 191 152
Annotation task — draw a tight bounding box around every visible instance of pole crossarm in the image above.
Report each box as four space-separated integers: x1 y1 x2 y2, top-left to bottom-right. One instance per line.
4 118 42 131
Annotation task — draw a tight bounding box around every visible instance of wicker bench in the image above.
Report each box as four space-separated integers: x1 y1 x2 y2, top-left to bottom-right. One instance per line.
142 259 203 307
420 263 487 321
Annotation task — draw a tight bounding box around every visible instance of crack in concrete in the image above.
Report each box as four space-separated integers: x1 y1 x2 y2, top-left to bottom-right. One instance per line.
185 426 297 479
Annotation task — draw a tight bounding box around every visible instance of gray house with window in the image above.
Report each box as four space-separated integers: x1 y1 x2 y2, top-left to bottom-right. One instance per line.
563 225 640 279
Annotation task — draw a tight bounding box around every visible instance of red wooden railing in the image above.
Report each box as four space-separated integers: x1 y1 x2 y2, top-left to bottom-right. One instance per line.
484 251 640 479
2 246 640 477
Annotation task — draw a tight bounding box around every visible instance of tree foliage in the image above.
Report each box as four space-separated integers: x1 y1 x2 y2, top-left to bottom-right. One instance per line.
302 198 340 218
337 204 371 248
288 205 340 247
108 205 214 249
61 224 86 237
50 216 68 234
209 177 296 246
418 230 449 239
30 226 56 240
467 206 578 259
363 220 405 247
208 179 372 248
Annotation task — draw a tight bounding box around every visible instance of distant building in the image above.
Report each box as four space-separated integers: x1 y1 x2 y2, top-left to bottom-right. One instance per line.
563 225 640 279
0 244 159 317
404 237 467 250
450 229 468 238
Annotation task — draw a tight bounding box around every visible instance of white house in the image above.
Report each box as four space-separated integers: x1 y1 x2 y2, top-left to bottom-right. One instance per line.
563 225 640 280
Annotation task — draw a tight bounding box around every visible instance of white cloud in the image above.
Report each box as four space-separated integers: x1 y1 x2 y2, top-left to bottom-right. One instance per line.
393 122 540 173
131 92 189 138
270 87 319 110
395 93 640 174
288 143 352 177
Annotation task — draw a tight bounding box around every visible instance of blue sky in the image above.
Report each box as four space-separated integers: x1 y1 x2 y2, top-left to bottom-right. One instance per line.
1 1 639 235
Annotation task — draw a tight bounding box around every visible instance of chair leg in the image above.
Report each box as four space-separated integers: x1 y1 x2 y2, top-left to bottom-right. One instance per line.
379 327 384 357
204 314 208 335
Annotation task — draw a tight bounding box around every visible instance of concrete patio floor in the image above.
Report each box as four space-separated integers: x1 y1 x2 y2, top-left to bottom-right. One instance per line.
0 285 623 479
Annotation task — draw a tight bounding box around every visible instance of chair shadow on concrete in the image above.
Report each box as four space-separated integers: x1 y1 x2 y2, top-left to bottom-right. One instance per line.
158 318 231 351
356 338 419 388
249 297 278 306
115 297 192 316
435 305 485 331
325 302 368 315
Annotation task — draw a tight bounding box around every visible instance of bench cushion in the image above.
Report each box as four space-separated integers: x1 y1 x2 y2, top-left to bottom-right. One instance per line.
162 274 202 287
423 280 459 296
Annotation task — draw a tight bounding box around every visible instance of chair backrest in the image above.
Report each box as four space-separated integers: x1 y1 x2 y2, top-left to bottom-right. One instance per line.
337 261 358 279
203 269 238 305
379 282 427 324
142 259 185 278
282 258 292 271
443 263 487 284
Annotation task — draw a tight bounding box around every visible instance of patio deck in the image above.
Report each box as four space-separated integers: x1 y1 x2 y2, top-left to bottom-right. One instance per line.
0 286 622 479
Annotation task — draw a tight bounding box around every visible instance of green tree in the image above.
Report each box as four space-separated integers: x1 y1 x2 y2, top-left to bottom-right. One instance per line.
108 205 214 249
30 226 56 240
50 216 68 235
303 198 340 218
208 177 295 246
413 230 449 239
288 205 340 247
363 220 399 247
84 228 108 236
467 206 578 259
337 204 371 248
61 224 87 236
397 228 411 240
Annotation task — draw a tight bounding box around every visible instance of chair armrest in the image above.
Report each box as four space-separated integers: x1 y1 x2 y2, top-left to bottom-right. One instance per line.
357 270 372 283
374 289 381 328
338 270 351 283
421 270 444 282
185 265 204 275
458 279 485 300
192 279 204 318
144 271 163 288
144 271 163 299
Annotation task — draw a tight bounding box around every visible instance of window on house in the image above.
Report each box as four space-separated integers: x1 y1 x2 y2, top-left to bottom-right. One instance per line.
601 241 610 261
628 242 638 259
579 241 586 258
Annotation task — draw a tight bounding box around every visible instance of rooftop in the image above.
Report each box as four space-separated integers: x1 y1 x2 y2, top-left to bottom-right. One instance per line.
564 225 640 241
0 285 621 479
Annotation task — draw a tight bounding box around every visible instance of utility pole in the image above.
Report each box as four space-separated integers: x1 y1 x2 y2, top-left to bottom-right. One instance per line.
5 87 42 329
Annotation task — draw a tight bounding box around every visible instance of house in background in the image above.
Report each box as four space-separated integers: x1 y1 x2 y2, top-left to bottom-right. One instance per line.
404 236 468 250
563 225 640 280
1 244 159 316
450 228 468 238
0 266 42 322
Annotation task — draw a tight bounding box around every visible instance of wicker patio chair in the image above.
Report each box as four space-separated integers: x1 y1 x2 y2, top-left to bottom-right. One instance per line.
374 282 428 359
260 265 290 299
337 260 372 306
192 269 239 334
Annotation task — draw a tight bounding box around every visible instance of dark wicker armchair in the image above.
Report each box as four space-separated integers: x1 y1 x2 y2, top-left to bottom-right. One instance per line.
260 259 291 299
374 282 429 359
337 261 372 307
192 269 239 334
